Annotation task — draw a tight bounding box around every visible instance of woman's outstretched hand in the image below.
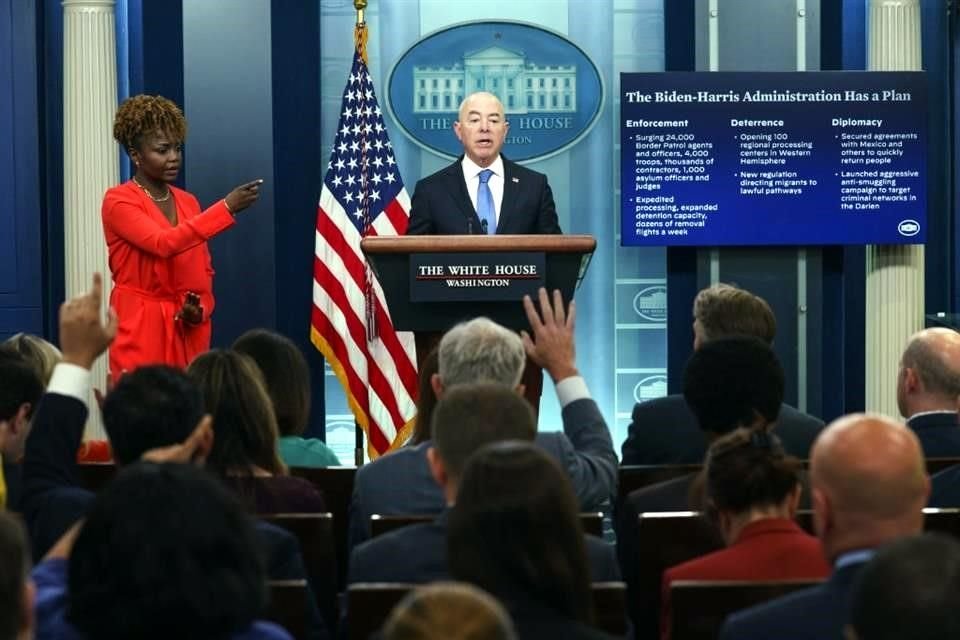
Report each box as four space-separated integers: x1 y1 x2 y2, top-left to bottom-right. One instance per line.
224 179 264 214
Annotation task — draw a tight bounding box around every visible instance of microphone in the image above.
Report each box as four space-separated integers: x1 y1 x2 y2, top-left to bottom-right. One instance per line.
481 219 488 234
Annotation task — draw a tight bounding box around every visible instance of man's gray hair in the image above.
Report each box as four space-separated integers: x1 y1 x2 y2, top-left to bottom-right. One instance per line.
438 317 525 389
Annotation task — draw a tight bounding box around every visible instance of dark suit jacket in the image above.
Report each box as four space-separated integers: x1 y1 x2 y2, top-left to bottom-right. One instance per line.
906 411 960 458
406 157 561 235
20 392 328 637
929 463 960 507
347 397 618 552
718 561 867 640
620 395 824 465
348 510 621 585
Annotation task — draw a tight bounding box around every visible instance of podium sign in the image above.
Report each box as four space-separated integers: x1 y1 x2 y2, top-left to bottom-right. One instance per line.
410 251 545 302
362 235 595 333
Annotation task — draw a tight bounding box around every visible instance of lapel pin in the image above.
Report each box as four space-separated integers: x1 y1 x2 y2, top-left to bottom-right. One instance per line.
512 177 519 183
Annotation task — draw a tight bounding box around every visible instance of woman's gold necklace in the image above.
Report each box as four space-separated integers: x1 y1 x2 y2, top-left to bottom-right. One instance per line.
132 176 171 202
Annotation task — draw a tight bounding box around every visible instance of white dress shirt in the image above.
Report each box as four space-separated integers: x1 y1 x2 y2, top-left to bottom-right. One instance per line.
460 155 505 228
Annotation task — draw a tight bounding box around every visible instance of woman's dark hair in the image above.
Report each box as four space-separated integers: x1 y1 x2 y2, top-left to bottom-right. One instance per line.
67 462 266 639
448 442 593 623
113 94 187 152
703 428 801 516
187 349 285 478
233 329 311 438
411 347 440 445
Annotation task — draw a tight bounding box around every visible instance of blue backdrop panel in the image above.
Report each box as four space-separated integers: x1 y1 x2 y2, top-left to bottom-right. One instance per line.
0 0 42 339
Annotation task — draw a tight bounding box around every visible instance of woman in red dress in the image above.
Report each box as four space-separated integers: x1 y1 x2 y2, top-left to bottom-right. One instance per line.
103 95 262 381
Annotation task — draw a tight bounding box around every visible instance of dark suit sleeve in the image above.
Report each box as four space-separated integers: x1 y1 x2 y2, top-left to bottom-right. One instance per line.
21 394 88 514
405 178 434 235
620 402 648 465
535 175 562 234
555 398 618 511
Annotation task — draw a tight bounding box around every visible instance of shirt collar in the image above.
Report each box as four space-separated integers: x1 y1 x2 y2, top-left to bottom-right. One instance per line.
461 154 504 180
908 410 958 421
835 548 875 570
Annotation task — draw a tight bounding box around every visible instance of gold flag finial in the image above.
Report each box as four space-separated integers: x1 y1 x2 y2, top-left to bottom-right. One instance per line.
354 0 368 64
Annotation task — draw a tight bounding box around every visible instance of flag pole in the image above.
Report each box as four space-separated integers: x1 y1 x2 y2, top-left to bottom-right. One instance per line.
353 0 368 467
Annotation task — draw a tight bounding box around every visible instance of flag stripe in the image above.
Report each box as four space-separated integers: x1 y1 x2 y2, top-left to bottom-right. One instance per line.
316 200 418 399
311 48 419 458
313 246 414 417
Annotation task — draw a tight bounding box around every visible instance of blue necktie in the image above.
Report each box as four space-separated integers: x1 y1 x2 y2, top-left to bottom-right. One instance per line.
476 169 495 235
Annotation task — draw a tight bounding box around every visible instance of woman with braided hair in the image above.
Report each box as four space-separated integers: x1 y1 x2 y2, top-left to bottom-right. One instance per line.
103 94 262 381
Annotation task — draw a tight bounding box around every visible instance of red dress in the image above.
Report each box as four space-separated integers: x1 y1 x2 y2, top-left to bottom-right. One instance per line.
101 181 235 380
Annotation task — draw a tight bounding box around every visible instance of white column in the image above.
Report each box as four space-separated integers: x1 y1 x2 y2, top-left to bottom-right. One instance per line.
63 0 118 439
865 0 923 419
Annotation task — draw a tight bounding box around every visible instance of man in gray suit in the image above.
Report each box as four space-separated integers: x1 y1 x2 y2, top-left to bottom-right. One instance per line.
621 283 824 464
347 288 618 552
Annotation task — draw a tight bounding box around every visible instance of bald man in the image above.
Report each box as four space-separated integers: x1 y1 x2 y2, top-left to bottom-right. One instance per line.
719 414 929 640
896 327 960 457
406 92 561 236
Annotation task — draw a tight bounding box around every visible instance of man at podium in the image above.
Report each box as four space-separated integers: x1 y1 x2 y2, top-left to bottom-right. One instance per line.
406 91 562 236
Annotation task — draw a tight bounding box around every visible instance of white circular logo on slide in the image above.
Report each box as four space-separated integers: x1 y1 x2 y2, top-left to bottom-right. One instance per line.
897 219 920 237
634 375 668 403
633 286 667 322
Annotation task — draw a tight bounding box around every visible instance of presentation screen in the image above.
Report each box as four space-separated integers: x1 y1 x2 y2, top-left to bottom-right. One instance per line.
619 72 927 247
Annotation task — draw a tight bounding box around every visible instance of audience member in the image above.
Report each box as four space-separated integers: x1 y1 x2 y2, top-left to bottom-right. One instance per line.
895 327 960 457
3 334 61 385
34 462 290 639
409 347 439 446
849 533 960 640
348 384 619 585
449 442 620 640
617 336 788 638
0 351 43 510
621 283 823 464
719 413 929 639
383 582 518 640
0 512 33 640
18 275 319 623
187 349 326 513
348 288 617 550
659 429 830 640
0 333 63 511
233 329 340 467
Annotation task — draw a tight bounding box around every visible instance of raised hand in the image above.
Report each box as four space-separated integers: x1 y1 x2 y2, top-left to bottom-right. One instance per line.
223 178 264 214
59 273 118 370
520 287 579 382
141 415 214 465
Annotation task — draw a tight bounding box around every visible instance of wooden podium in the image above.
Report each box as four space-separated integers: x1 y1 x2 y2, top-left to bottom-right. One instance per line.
361 234 596 410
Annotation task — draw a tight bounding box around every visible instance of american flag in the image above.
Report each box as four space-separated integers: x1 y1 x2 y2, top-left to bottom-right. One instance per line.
311 44 418 459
